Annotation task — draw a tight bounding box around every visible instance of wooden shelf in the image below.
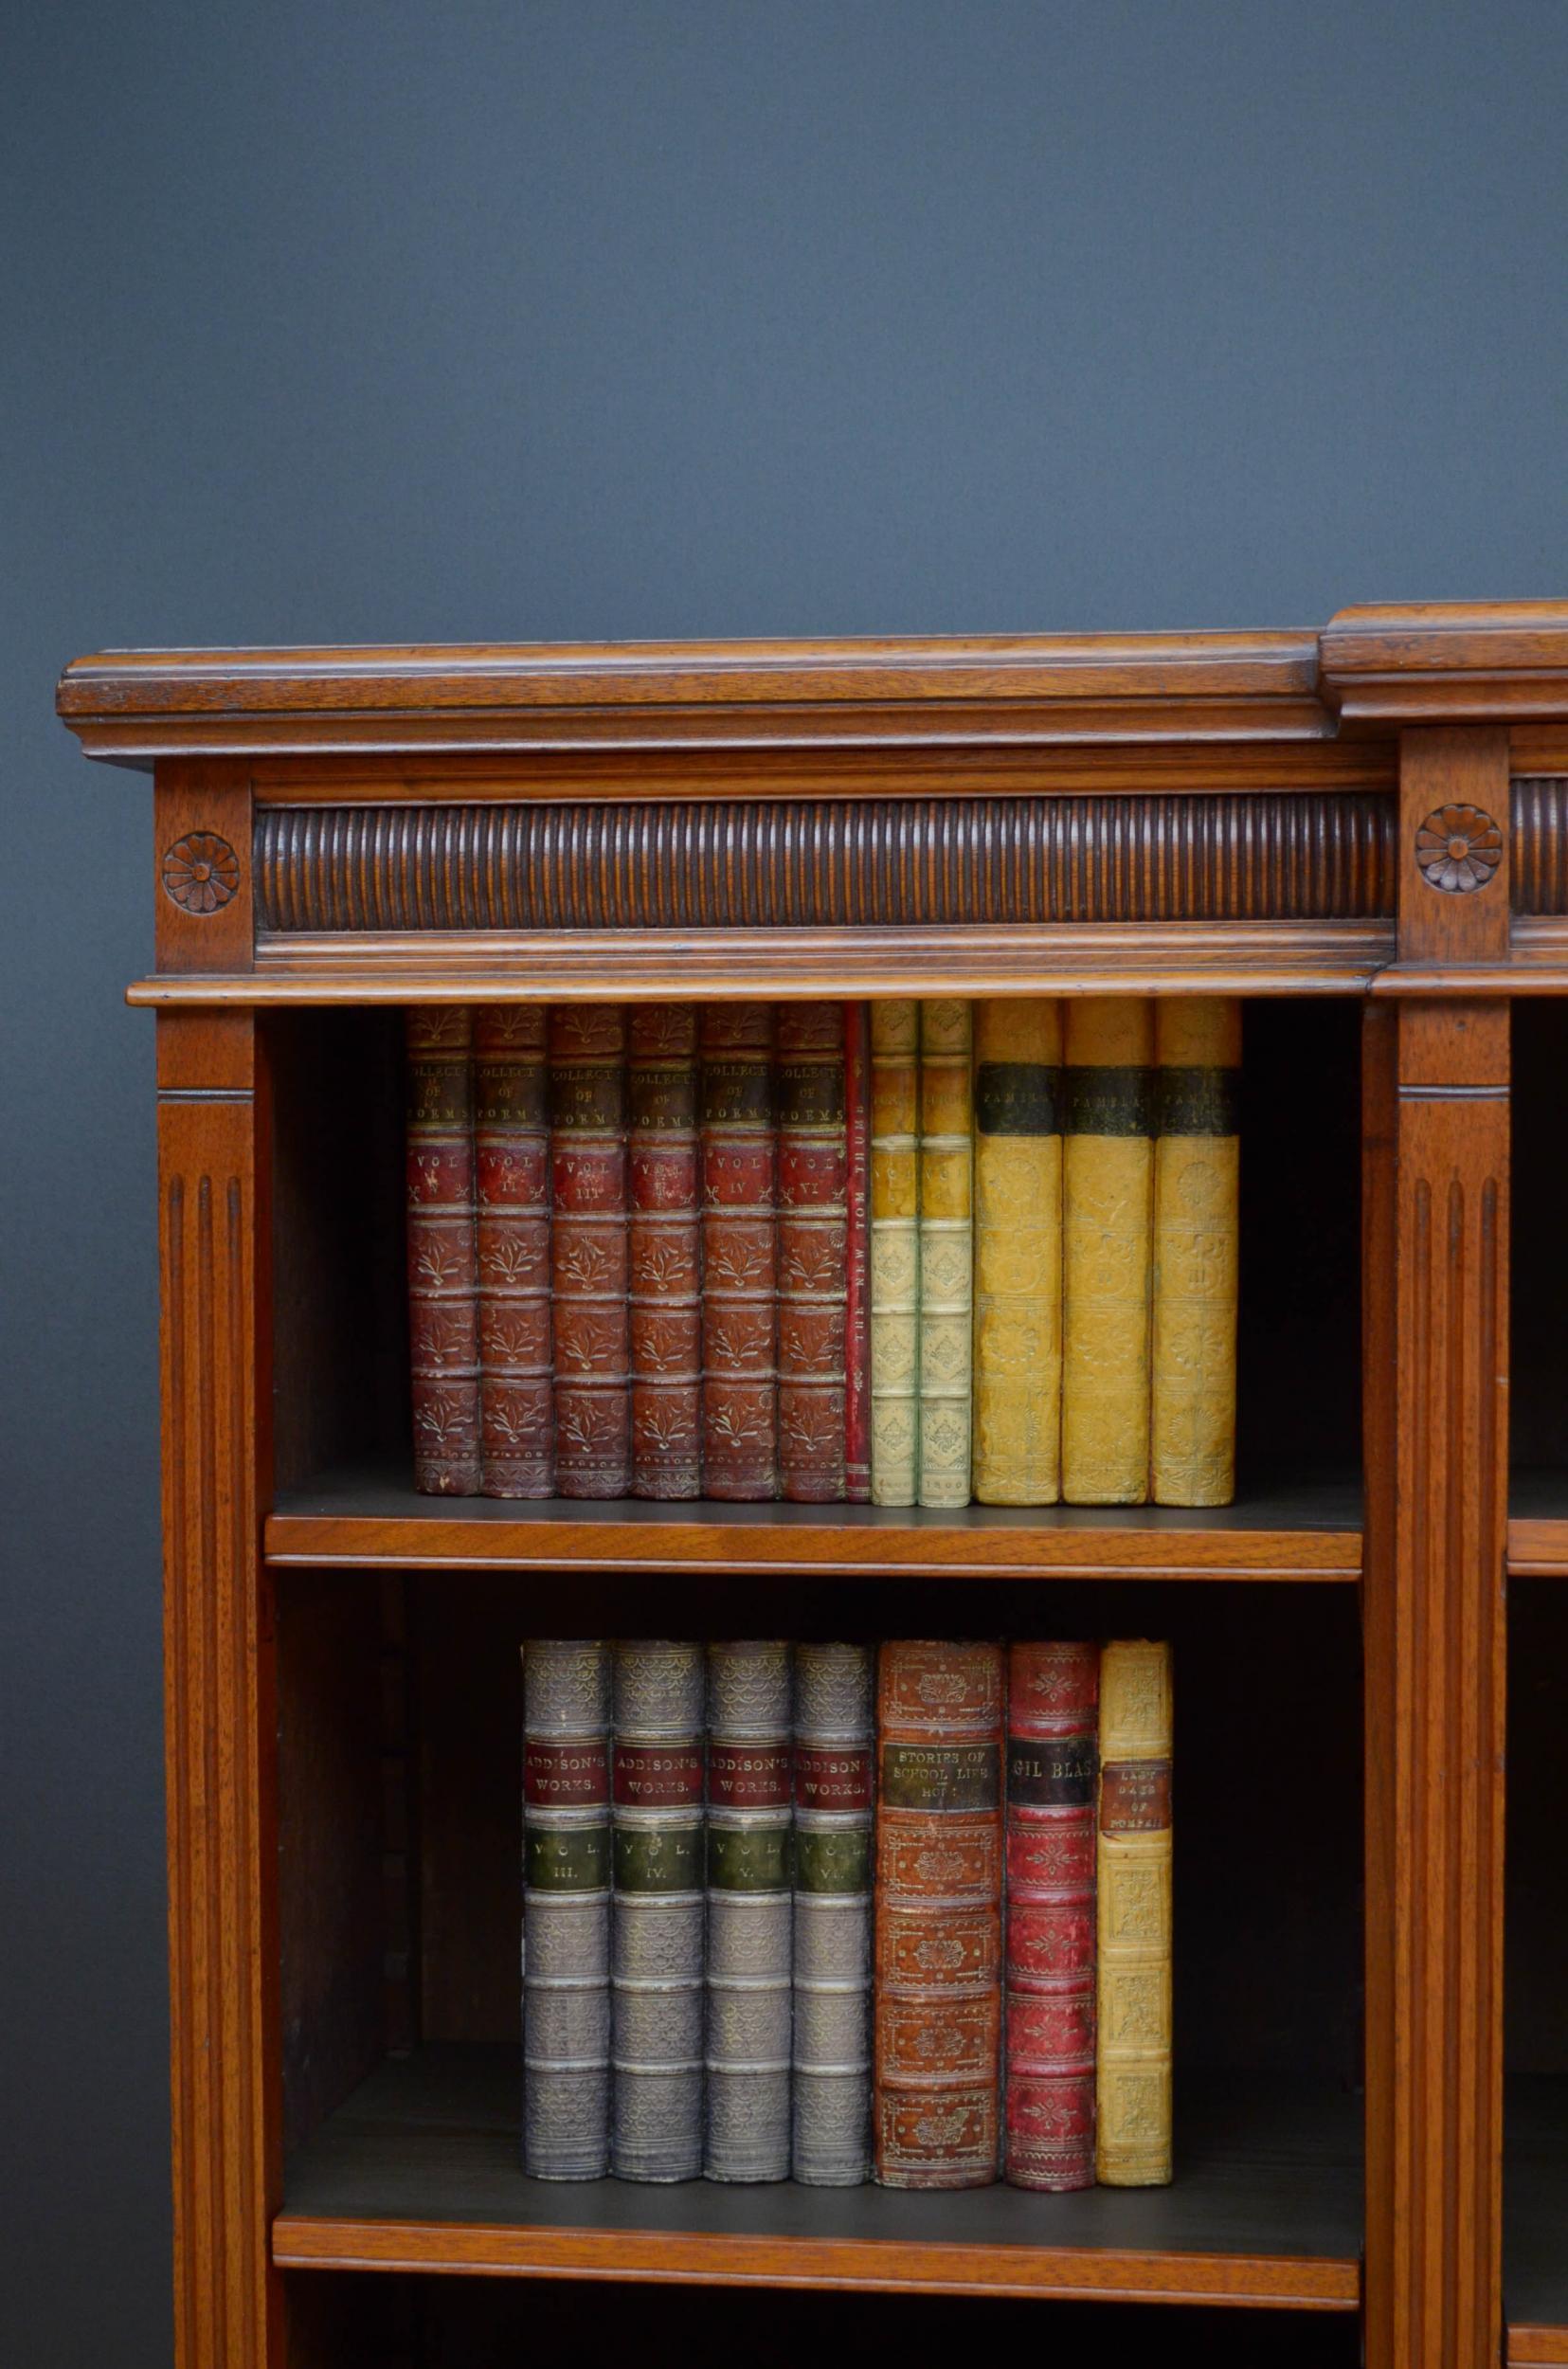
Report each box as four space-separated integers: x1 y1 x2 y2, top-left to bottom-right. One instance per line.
264 1467 1362 1580
1507 2078 1568 2363
274 2046 1362 2310
1508 1474 1568 1576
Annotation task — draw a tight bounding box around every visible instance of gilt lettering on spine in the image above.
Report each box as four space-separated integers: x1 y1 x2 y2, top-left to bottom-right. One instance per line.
793 1642 874 2185
550 1005 632 1497
628 1006 703 1499
611 1641 705 2181
1004 1641 1098 2190
916 1000 973 1508
700 1004 779 1500
869 1001 921 1506
776 1004 848 1502
406 1006 481 1494
1096 1639 1174 2186
522 1641 611 2178
1062 999 1154 1505
475 1005 553 1496
973 999 1063 1506
705 1641 793 2181
1153 999 1241 1508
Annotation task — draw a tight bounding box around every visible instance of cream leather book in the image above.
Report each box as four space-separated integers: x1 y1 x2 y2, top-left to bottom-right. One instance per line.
1095 1638 1173 2186
1152 999 1241 1507
916 999 973 1509
1061 998 1153 1505
869 1001 920 1506
972 998 1063 1505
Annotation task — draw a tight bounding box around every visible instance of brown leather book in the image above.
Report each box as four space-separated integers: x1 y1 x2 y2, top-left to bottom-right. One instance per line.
700 1004 778 1500
628 1006 702 1499
474 1005 553 1497
843 1004 872 1503
549 1004 631 1497
874 1640 1003 2188
406 1005 481 1494
776 1004 848 1502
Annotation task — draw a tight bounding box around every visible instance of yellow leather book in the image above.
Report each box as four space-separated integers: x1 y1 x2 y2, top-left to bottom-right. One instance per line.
870 1001 920 1506
1061 1000 1153 1505
917 1001 973 1508
972 999 1062 1505
1152 999 1241 1507
1096 1638 1173 2186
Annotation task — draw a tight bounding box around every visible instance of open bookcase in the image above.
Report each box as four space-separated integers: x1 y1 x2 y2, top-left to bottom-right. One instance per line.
56 606 1568 2368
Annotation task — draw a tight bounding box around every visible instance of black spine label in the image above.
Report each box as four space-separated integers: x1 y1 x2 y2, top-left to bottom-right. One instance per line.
975 1060 1060 1137
1158 1065 1241 1136
1063 1064 1152 1136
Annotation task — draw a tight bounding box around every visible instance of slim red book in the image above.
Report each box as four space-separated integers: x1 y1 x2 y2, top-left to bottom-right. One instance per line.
1004 1640 1099 2189
843 1003 871 1503
406 1005 481 1494
776 1003 848 1503
549 1004 631 1497
474 1004 553 1497
700 1004 778 1500
628 1005 702 1499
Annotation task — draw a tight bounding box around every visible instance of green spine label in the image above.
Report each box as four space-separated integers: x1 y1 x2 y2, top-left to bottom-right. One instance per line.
613 1821 703 1893
794 1827 871 1896
1158 1065 1240 1136
879 1742 1000 1811
707 1823 794 1893
525 1825 610 1891
975 1060 1060 1137
1063 1064 1152 1137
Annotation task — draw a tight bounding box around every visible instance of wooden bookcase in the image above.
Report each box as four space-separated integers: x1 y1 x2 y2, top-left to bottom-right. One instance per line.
57 605 1568 2368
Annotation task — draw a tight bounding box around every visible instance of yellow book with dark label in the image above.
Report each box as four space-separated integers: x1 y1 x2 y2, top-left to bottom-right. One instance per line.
1096 1638 1173 2186
972 999 1063 1505
870 1001 920 1507
1152 999 1241 1507
1061 1000 1153 1505
917 1000 973 1508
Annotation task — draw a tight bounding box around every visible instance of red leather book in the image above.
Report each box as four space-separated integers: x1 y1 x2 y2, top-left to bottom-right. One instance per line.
843 1004 871 1503
628 1006 702 1499
1004 1640 1099 2189
406 1006 481 1494
549 1004 631 1497
699 1004 778 1500
776 1004 847 1503
474 1005 553 1497
874 1640 1003 2188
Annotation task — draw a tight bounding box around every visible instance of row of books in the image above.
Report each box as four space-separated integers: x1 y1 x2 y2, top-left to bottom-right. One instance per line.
522 1636 1172 2191
406 997 1239 1506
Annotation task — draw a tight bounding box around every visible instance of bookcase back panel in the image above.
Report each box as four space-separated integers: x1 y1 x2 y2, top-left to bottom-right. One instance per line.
1510 1001 1568 1472
1505 1586 1568 2074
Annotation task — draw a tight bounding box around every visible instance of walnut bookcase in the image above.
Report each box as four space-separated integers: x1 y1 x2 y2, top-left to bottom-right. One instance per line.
58 604 1568 2369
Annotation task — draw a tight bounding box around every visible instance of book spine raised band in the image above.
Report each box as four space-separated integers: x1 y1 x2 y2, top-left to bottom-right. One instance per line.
550 1004 631 1497
611 1640 706 2180
1004 1640 1098 2190
629 1005 703 1500
793 1642 874 2184
522 1640 612 2177
1153 999 1241 1508
777 1004 849 1503
1096 1638 1174 2186
406 1005 481 1494
475 1004 553 1497
705 1641 794 2180
700 1004 779 1499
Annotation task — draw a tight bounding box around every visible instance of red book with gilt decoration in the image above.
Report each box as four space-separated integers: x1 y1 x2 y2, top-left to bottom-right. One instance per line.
628 1005 702 1499
699 1004 778 1501
549 1004 632 1497
776 1003 848 1503
406 1005 481 1494
843 1003 871 1503
874 1640 1003 2189
474 1004 553 1497
1004 1640 1099 2190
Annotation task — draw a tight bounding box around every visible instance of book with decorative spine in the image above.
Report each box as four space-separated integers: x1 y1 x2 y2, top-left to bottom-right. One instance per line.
521 1640 611 2178
1096 1638 1174 2186
610 1640 705 2182
869 1001 920 1506
549 1004 631 1497
1153 998 1242 1507
843 1004 872 1503
628 1005 703 1500
1004 1641 1098 2190
705 1641 794 2181
1062 999 1155 1505
874 1640 1003 2189
917 1000 973 1508
474 1004 553 1497
700 1004 779 1499
776 1004 848 1501
406 1005 481 1494
793 1641 874 2185
973 999 1063 1506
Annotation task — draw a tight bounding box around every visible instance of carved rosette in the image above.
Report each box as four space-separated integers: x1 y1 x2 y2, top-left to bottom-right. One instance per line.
1414 804 1501 894
162 830 240 913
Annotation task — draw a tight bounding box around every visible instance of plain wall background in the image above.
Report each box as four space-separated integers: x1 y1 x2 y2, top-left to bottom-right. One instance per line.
4 4 1567 2360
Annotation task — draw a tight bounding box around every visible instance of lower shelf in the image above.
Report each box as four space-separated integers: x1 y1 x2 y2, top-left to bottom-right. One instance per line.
1507 2077 1568 2364
275 2046 1363 2310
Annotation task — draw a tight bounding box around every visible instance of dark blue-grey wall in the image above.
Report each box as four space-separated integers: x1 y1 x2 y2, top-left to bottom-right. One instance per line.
4 4 1566 2360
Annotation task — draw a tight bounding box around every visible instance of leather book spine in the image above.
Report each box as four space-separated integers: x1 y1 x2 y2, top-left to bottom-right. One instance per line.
1062 998 1155 1505
705 1641 793 2181
628 1006 703 1500
611 1640 706 2181
550 1004 631 1498
917 1000 974 1508
699 1004 778 1500
874 1640 1003 2189
776 1004 848 1503
1096 1639 1174 2186
1153 999 1241 1507
843 1004 872 1503
475 1004 554 1497
973 999 1063 1507
406 1005 481 1494
792 1642 873 2185
522 1640 611 2178
1004 1641 1099 2191
869 1001 920 1507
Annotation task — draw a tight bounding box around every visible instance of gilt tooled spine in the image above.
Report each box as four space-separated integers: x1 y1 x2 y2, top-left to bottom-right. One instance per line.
843 1004 872 1503
1062 999 1154 1506
629 1007 703 1499
917 1001 973 1508
973 999 1063 1507
705 1642 793 2181
700 1004 778 1500
1004 1641 1098 2191
793 1642 873 2186
522 1641 611 2178
406 1006 481 1494
776 1004 848 1503
869 1002 920 1507
550 1005 631 1498
1153 999 1241 1508
475 1005 553 1497
1096 1639 1174 2187
874 1640 1002 2189
611 1641 705 2181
